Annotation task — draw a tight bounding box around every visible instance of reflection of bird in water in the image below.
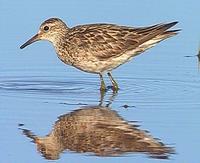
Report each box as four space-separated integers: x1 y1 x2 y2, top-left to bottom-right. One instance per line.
20 106 173 160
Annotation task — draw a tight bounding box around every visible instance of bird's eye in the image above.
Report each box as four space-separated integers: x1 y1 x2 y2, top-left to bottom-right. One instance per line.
43 26 49 31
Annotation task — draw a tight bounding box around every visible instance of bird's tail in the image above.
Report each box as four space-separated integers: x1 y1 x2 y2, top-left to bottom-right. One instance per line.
135 22 180 54
139 21 180 44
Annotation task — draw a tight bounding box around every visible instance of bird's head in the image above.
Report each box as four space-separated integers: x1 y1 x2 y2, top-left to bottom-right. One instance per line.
20 18 68 49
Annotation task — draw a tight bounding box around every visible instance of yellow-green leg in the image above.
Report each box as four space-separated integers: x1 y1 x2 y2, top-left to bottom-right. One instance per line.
107 72 119 91
99 74 106 91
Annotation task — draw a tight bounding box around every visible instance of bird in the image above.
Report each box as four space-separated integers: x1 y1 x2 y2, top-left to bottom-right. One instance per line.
20 18 179 91
20 105 173 160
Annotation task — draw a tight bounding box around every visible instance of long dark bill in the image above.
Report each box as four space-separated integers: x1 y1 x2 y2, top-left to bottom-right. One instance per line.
20 34 40 49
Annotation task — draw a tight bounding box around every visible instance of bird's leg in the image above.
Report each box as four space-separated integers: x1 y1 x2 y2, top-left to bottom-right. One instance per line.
107 72 119 91
99 74 106 91
106 90 118 107
99 88 106 106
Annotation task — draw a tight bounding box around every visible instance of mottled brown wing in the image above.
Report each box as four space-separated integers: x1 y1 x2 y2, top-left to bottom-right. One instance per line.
68 24 139 59
68 22 177 60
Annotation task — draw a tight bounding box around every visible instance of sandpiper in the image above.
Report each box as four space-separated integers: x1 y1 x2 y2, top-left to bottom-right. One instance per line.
20 18 179 91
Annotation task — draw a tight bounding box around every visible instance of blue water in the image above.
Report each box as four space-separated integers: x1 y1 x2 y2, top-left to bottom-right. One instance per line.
1 0 200 163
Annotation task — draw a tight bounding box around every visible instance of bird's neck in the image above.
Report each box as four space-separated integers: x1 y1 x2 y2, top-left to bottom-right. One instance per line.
50 30 67 45
52 35 74 65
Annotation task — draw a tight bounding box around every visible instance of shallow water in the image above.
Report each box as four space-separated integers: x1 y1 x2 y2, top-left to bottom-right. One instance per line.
1 0 200 163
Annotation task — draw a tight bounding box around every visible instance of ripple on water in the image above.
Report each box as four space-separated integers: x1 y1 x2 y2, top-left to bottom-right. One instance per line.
0 75 199 105
0 76 99 101
116 76 200 105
